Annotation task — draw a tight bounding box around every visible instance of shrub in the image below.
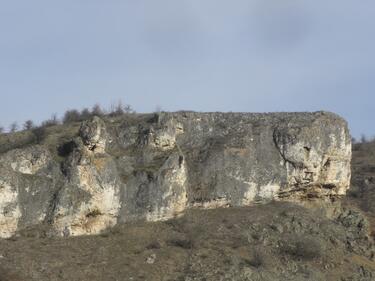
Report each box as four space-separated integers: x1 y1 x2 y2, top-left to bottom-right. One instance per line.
109 100 136 116
31 126 47 144
146 241 162 250
23 120 35 130
41 114 59 127
63 108 94 124
167 238 194 249
280 235 322 260
80 108 92 120
243 249 264 268
110 100 125 116
249 251 264 268
92 104 104 117
63 109 81 124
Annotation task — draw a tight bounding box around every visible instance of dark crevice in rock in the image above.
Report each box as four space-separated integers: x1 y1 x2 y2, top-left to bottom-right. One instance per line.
272 128 298 169
323 159 332 170
58 141 78 158
179 155 184 168
89 144 97 151
44 182 65 225
304 146 311 159
322 183 336 189
85 209 103 218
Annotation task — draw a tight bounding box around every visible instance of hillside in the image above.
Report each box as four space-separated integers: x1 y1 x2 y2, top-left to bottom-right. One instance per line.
0 201 373 281
0 112 372 280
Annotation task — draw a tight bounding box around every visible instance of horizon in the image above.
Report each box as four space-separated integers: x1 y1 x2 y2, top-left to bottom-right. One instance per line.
1 1 374 138
1 105 370 142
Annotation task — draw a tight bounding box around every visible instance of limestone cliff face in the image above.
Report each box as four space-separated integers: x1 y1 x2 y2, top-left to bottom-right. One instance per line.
0 112 351 237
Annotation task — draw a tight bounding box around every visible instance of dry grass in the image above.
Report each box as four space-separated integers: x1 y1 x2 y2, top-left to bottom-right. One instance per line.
280 235 323 260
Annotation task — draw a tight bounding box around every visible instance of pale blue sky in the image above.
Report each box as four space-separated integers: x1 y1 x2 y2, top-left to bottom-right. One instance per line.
0 1 374 138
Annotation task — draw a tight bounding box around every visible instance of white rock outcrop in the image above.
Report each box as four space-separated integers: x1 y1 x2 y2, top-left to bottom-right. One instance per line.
0 111 352 237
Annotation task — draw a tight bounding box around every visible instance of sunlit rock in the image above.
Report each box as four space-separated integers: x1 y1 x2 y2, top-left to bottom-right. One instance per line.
0 111 351 237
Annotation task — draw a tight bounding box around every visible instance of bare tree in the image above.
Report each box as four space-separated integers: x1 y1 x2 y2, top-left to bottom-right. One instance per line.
9 122 18 133
110 100 125 116
91 104 104 116
42 114 60 127
109 100 135 116
51 113 59 124
23 120 35 130
0 126 3 133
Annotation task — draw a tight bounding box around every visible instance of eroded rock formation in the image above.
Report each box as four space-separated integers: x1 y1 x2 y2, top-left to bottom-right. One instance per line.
0 112 351 237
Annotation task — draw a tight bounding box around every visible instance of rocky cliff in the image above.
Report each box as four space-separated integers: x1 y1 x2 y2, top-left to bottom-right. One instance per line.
0 111 351 238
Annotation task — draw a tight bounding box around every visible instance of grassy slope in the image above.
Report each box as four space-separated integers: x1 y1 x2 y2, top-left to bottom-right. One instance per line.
0 202 374 281
345 140 375 237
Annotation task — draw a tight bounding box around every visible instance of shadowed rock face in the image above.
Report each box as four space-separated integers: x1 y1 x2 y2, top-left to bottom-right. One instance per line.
0 112 351 237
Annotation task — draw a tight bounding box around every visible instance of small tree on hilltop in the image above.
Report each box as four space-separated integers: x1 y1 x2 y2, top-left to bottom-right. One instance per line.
42 114 60 127
32 126 47 144
80 108 91 120
91 104 104 117
109 100 125 116
23 120 35 130
114 100 125 115
63 110 81 124
109 100 135 116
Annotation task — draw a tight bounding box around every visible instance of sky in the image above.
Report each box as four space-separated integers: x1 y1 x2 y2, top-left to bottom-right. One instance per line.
0 0 374 139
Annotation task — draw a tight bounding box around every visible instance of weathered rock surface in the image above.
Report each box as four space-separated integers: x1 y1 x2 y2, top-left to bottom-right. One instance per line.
0 111 351 237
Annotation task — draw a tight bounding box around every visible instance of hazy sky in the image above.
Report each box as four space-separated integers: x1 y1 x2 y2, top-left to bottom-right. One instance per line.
0 1 374 138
